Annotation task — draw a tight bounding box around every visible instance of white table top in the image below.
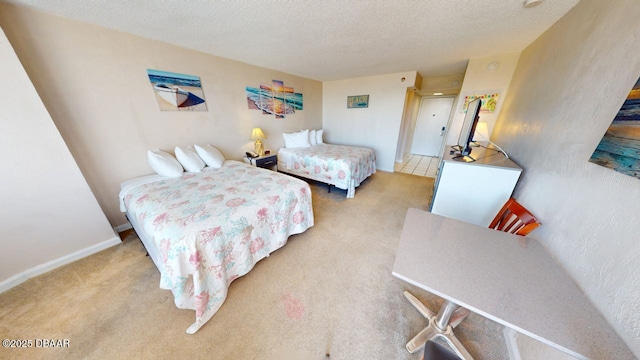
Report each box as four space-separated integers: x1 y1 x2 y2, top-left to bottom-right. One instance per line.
443 145 521 170
392 208 633 360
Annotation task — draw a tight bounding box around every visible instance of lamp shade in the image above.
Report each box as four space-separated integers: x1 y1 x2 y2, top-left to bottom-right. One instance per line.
474 122 490 142
250 127 267 140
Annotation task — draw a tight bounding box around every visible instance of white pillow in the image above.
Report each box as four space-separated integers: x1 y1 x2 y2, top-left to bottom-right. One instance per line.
194 144 225 168
175 146 205 173
283 130 311 148
309 130 317 146
316 129 324 144
147 149 184 178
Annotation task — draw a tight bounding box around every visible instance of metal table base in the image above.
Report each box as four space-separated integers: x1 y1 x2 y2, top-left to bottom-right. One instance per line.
404 291 474 359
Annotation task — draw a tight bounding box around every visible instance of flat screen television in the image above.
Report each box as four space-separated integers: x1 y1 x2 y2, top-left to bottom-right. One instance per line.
454 98 482 157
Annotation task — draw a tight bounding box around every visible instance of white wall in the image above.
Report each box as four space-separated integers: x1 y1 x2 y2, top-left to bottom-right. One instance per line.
395 89 420 162
0 27 119 290
0 3 323 227
322 71 418 171
492 0 640 355
446 53 520 146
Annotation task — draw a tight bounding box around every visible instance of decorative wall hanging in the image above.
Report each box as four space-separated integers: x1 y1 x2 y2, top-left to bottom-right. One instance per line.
462 93 500 113
347 95 369 108
245 79 303 119
147 69 207 111
589 77 640 179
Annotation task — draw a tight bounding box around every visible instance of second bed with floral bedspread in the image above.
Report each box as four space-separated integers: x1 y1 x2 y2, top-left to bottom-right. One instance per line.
277 144 376 198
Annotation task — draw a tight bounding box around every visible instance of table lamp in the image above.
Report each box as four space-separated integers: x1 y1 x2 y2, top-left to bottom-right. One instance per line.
250 127 267 156
473 121 490 145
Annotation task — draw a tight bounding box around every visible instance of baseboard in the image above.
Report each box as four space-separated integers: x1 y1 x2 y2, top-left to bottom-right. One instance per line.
114 222 132 233
0 236 122 294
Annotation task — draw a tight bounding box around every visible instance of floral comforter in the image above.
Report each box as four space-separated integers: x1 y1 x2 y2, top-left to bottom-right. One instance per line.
121 161 314 333
277 144 376 198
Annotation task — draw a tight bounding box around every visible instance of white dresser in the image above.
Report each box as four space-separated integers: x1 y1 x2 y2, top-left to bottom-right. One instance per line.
430 145 522 227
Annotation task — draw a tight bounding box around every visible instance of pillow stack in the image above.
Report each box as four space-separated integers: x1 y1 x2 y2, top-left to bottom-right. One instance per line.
194 144 225 168
175 146 205 172
283 129 310 148
283 129 323 148
147 149 184 178
147 144 226 177
315 129 324 144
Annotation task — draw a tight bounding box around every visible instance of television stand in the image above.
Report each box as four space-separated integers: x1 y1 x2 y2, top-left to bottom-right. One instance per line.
431 145 522 226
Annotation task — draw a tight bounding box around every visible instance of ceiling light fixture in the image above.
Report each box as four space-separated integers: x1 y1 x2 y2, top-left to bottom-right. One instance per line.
433 92 444 96
487 61 500 71
523 0 543 8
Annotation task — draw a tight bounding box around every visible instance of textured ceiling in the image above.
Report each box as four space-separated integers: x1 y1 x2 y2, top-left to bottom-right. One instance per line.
4 0 579 81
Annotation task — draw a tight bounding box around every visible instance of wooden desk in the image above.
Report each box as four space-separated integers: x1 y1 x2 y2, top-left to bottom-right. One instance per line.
392 208 633 360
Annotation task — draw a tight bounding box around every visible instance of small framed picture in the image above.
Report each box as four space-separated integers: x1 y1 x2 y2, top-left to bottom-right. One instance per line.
347 95 369 108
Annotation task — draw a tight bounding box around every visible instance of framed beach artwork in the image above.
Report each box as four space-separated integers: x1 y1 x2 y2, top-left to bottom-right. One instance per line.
147 69 207 111
589 77 640 179
462 93 500 113
246 79 303 119
347 95 369 108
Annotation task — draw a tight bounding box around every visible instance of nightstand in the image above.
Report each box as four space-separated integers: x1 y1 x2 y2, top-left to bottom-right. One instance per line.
244 153 277 171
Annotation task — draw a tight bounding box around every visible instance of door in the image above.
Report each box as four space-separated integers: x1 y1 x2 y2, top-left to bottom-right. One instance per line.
410 97 454 156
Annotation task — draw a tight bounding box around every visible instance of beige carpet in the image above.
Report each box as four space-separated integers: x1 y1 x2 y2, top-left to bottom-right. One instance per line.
0 171 508 360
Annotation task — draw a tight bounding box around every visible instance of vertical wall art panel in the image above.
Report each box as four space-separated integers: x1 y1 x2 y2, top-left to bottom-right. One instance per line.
272 80 285 118
590 77 640 179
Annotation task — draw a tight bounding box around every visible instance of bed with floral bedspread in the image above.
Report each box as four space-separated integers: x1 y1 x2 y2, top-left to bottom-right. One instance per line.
119 160 314 334
277 144 376 198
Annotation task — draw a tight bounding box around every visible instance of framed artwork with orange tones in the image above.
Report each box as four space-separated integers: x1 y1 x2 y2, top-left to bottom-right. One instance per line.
245 80 303 119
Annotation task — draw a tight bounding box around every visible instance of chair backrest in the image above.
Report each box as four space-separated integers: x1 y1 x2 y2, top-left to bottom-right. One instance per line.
488 198 540 236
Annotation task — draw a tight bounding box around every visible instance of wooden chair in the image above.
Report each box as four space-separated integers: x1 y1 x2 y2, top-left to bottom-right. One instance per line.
488 198 540 236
